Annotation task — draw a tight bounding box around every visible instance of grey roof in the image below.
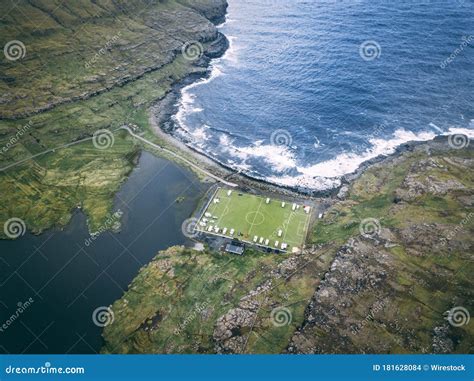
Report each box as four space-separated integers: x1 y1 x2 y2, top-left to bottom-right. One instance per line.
225 243 244 255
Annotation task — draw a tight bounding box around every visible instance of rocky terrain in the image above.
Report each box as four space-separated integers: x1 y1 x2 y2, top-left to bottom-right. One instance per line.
288 140 473 354
103 139 473 354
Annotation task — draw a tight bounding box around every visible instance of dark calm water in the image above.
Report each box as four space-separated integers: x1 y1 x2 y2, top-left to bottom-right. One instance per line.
0 152 207 354
175 0 474 190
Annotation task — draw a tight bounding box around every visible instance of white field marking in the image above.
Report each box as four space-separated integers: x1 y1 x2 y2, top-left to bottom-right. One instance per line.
302 207 312 244
297 220 306 237
197 188 233 235
247 198 264 237
245 211 265 226
281 212 293 247
217 193 232 230
197 186 221 225
295 210 312 247
197 190 312 250
282 211 306 248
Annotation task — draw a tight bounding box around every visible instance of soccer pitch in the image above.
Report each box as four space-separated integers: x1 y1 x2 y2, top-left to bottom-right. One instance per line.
196 188 312 252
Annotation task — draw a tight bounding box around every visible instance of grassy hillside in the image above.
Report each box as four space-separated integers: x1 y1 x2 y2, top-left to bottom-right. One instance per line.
0 0 227 236
0 0 226 118
102 142 473 354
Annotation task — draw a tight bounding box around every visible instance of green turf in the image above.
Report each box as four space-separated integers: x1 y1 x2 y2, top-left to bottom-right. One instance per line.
197 188 311 252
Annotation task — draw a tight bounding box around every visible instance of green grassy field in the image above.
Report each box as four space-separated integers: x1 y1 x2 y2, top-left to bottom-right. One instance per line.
197 188 311 252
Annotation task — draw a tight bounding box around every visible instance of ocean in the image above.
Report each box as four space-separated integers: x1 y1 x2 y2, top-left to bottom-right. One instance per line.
174 0 474 191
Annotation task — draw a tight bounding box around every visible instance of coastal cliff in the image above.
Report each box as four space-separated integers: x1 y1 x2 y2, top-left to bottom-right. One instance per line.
0 0 228 119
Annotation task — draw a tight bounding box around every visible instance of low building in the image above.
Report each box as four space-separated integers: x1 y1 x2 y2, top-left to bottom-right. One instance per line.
225 242 245 256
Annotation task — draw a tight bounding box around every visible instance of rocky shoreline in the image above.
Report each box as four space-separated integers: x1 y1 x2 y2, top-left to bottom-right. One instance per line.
145 3 471 201
149 54 468 202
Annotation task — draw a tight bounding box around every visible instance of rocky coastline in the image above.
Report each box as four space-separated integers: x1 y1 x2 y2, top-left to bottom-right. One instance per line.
147 4 471 201
151 59 469 201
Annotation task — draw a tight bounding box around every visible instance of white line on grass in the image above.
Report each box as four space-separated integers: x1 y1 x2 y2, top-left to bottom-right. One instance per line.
247 198 264 237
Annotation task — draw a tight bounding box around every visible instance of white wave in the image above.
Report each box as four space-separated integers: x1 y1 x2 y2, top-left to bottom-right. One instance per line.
174 35 238 134
175 66 224 130
266 173 342 191
190 126 209 146
218 127 474 191
218 134 296 172
222 36 239 66
298 129 437 179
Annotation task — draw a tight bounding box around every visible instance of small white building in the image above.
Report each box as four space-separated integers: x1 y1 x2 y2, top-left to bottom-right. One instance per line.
265 239 269 246
292 203 296 211
266 198 270 204
227 190 232 196
205 212 212 218
278 229 283 237
259 237 264 244
253 235 258 242
281 243 288 250
230 229 235 235
208 226 213 232
223 228 228 235
274 240 279 247
281 202 286 208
